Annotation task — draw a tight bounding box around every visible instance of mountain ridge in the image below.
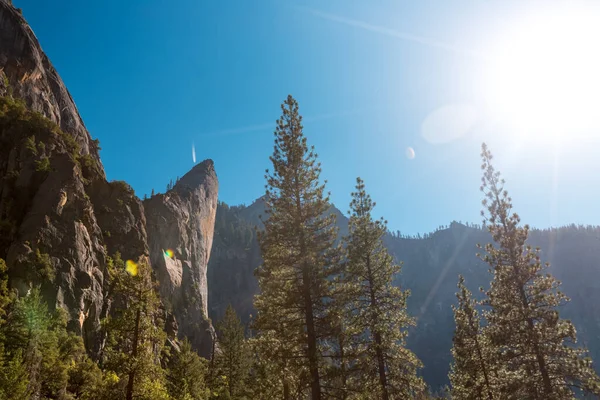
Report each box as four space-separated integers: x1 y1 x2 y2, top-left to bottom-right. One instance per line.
208 198 600 389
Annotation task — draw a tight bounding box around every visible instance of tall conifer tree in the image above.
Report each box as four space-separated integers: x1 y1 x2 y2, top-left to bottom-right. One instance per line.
449 275 496 400
212 305 251 399
254 95 340 399
102 255 169 400
479 143 600 399
342 177 424 399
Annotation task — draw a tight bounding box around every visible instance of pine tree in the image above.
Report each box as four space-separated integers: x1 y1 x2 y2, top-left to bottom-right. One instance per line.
449 275 496 400
342 177 424 399
245 335 285 400
478 143 600 399
324 294 356 399
2 288 51 397
0 259 11 325
0 349 29 399
102 256 169 400
167 338 209 400
254 95 341 399
151 188 155 197
212 305 251 399
0 287 91 398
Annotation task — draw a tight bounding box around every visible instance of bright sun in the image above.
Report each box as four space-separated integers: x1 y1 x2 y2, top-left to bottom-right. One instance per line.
483 5 600 138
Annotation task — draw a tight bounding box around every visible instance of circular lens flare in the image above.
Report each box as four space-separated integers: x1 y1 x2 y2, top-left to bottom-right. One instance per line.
125 260 138 276
164 249 174 259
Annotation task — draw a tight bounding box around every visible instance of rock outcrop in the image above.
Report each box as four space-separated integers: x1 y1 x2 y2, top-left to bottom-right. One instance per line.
0 2 102 172
0 0 218 358
144 160 218 357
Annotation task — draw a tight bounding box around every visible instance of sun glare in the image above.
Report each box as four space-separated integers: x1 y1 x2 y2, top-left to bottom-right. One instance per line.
483 6 600 138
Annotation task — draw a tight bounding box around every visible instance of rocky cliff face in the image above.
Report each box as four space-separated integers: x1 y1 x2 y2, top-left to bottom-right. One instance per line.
144 160 218 356
0 2 102 171
0 0 217 358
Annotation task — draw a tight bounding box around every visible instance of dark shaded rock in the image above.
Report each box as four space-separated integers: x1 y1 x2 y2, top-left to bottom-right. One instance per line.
144 160 218 357
88 179 149 261
0 1 103 173
0 2 220 362
0 99 106 354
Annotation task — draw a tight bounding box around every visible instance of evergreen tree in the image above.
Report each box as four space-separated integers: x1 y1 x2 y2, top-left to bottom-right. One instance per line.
0 259 11 325
254 95 341 399
212 305 251 399
0 349 29 399
167 338 209 400
2 287 51 397
449 275 496 400
342 177 424 399
102 256 169 400
0 287 91 399
245 335 285 400
324 294 356 400
151 188 155 197
478 143 600 399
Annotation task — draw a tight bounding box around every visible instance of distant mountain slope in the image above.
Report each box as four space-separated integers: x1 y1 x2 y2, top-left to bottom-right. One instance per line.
208 199 600 390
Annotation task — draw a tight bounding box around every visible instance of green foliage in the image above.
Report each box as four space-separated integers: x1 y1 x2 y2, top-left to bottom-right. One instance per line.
254 95 342 399
467 144 600 399
211 306 251 399
2 74 12 97
449 275 497 400
0 259 12 325
110 180 135 197
0 348 30 399
79 153 95 169
0 288 96 399
92 138 101 151
102 258 168 400
168 339 209 400
337 177 424 399
29 248 55 283
24 135 37 155
34 156 51 173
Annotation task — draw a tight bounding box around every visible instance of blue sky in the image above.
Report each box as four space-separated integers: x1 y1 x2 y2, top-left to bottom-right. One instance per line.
15 0 600 235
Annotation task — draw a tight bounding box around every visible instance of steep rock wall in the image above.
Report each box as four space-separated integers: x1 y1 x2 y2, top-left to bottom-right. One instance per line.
0 2 102 172
0 0 218 359
144 160 218 356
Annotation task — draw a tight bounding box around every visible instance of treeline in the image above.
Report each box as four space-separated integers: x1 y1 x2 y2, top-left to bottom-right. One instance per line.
0 95 598 399
0 253 272 399
248 96 600 399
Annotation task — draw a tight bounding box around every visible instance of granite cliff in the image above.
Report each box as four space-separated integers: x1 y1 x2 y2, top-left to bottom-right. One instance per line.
0 0 216 358
144 160 218 356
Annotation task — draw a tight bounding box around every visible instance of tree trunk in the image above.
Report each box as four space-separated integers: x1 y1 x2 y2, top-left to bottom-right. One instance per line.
470 316 494 400
126 306 141 400
294 169 321 400
366 253 389 400
303 263 321 400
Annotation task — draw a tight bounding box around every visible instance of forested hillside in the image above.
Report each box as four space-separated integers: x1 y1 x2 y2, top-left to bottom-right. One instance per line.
209 201 600 391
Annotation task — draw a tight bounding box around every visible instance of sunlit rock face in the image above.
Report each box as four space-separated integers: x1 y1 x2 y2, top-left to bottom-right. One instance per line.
0 0 219 359
144 160 219 357
0 1 103 172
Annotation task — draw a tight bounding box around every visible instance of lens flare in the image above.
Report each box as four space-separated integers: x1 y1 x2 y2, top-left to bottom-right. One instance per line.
164 249 174 259
125 260 138 276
